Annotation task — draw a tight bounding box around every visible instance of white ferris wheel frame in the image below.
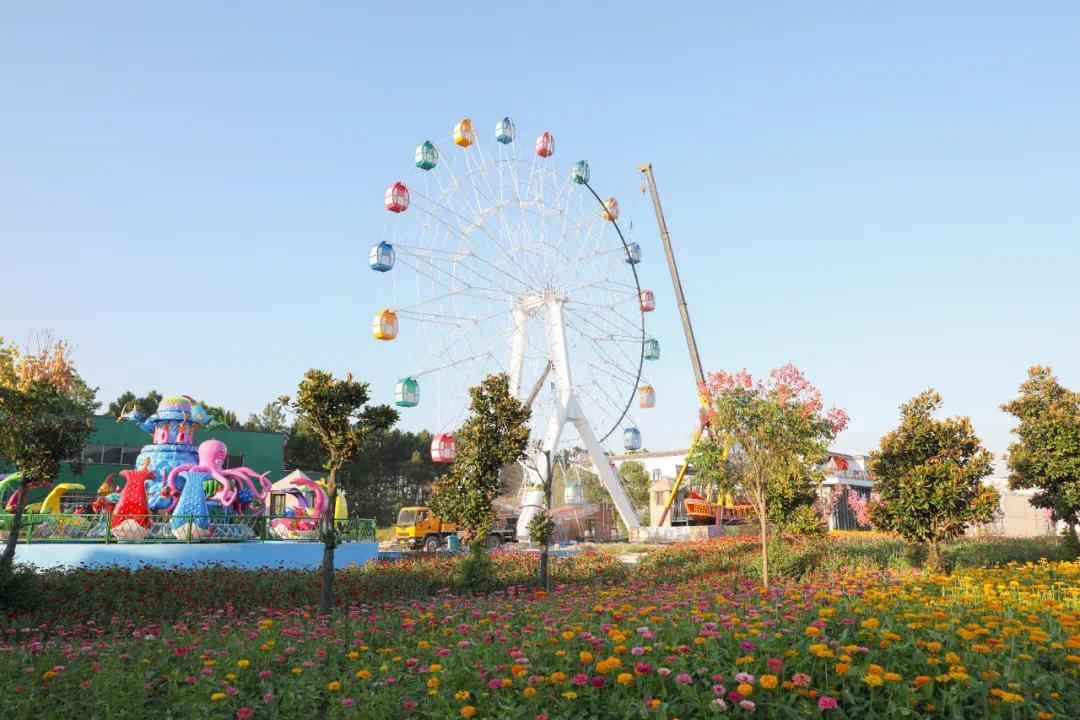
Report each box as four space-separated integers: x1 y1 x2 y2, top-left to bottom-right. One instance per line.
374 119 649 538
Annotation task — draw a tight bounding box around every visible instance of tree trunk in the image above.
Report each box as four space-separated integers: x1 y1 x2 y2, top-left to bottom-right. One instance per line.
539 450 552 591
319 467 339 616
926 540 941 573
0 478 32 578
759 508 769 589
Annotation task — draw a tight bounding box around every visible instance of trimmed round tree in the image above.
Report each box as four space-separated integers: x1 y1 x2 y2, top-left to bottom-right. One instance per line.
869 390 998 570
428 373 530 566
1001 366 1080 549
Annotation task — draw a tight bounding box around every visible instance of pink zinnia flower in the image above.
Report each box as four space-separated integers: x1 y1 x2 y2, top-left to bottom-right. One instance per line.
792 672 811 688
818 696 838 710
740 700 756 712
403 699 416 710
236 709 253 719
341 698 355 708
675 673 692 684
657 667 672 677
572 673 588 686
259 670 272 680
591 676 605 688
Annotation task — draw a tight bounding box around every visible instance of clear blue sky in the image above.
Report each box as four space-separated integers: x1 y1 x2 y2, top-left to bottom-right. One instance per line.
2 2 1077 467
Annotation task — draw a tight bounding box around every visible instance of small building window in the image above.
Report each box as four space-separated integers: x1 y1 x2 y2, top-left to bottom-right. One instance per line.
225 454 245 470
121 447 141 465
82 444 104 463
102 446 123 464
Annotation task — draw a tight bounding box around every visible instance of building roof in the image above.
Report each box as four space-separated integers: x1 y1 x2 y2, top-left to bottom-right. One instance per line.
610 448 691 462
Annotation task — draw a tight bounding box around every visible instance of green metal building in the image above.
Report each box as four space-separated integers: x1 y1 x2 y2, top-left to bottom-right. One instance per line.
3 416 285 503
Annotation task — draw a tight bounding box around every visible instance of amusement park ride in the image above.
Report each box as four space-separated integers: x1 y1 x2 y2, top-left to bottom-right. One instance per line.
370 118 748 539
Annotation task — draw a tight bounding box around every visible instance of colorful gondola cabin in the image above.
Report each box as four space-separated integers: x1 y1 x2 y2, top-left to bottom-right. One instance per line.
415 141 438 170
395 377 419 407
385 182 409 213
454 119 475 147
430 433 455 463
372 309 399 340
369 241 395 272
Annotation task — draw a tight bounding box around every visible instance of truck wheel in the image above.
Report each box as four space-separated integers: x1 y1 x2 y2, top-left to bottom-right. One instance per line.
486 533 503 550
423 535 442 552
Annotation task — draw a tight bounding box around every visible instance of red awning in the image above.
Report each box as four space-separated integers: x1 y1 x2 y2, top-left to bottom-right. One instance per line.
831 455 849 470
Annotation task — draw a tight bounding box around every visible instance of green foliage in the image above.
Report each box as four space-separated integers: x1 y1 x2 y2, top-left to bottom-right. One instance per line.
458 544 498 593
245 401 289 433
428 374 530 541
1001 366 1080 546
106 389 162 418
868 390 999 569
527 508 556 546
278 370 398 477
617 460 650 522
0 564 43 613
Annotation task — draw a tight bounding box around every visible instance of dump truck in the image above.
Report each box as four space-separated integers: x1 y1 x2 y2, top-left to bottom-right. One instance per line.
395 506 518 551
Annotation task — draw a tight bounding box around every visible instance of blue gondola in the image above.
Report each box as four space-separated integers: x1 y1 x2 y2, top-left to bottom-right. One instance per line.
369 242 395 272
623 427 642 451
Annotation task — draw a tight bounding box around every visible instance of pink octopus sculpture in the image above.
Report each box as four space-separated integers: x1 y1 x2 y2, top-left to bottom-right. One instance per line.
164 440 271 515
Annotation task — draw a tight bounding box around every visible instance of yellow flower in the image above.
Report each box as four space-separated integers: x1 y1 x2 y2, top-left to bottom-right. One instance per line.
236 659 250 669
550 671 568 684
427 677 440 689
460 706 476 718
291 667 303 676
579 651 594 664
259 619 273 629
617 672 634 686
861 618 880 630
561 631 576 640
736 683 753 696
863 673 884 687
356 669 372 680
210 693 226 701
884 672 903 683
523 687 537 697
835 663 849 675
327 681 341 692
347 651 360 660
418 640 430 650
759 674 778 689
913 675 932 688
454 690 470 701
225 673 237 681
562 691 578 700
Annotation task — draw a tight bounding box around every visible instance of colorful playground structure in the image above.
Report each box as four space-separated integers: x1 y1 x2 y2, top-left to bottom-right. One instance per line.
3 395 351 542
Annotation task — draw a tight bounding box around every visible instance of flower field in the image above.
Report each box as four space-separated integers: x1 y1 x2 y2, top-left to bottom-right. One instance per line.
1 540 1077 719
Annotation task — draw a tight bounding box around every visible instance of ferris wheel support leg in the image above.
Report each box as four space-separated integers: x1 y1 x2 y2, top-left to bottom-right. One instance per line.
516 404 567 541
569 399 641 532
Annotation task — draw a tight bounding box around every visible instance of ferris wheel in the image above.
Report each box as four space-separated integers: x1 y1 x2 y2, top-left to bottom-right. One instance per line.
369 117 660 535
